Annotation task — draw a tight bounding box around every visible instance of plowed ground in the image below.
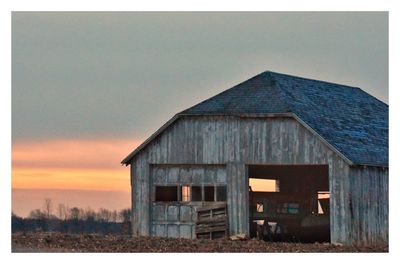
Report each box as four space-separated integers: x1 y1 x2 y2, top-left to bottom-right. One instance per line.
12 232 388 253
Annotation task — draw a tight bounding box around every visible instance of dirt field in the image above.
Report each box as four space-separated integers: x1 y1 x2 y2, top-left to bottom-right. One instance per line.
12 232 388 253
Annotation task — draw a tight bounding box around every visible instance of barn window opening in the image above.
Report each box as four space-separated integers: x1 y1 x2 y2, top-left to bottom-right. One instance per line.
204 186 215 201
318 191 330 200
249 178 280 192
153 184 228 203
256 203 264 213
318 191 330 215
192 186 202 201
181 186 191 202
155 186 178 202
216 186 227 201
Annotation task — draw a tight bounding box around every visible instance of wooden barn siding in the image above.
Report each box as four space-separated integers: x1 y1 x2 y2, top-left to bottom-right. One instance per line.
131 153 151 236
347 167 388 245
129 115 385 244
227 163 248 235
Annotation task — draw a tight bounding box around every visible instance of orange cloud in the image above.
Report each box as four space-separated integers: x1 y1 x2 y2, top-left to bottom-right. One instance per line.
12 138 142 191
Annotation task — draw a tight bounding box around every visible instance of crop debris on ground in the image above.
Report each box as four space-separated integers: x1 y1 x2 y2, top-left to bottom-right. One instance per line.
12 232 388 253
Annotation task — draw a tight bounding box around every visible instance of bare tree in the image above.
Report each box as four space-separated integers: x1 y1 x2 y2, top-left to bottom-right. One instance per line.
111 210 118 223
83 207 96 221
29 209 46 219
57 203 67 220
64 205 70 219
118 208 131 223
97 208 112 222
79 208 85 220
69 207 80 220
43 198 53 219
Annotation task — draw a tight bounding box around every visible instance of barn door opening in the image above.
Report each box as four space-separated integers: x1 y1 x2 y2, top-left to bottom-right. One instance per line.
247 164 330 243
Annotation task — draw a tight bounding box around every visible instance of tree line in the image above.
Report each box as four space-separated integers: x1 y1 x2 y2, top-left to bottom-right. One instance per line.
12 198 131 235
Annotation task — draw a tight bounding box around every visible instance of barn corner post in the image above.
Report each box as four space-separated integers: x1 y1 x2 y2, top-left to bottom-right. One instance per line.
328 160 334 244
130 156 151 237
329 159 351 245
226 162 249 237
130 163 135 237
244 164 250 236
130 161 138 237
143 161 151 236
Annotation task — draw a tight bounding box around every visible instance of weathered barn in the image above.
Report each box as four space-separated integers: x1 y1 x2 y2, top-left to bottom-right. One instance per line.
122 71 388 245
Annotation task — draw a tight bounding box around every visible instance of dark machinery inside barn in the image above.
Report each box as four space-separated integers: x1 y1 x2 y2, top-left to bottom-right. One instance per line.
248 165 330 243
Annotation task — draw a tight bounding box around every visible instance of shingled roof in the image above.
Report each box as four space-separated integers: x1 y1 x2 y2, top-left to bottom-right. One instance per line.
182 71 388 166
122 71 388 167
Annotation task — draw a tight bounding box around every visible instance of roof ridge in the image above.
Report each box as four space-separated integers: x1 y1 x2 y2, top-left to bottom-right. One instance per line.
263 70 363 91
262 71 293 113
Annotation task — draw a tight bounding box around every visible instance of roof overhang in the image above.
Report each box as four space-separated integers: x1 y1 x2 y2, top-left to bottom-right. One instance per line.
121 114 180 165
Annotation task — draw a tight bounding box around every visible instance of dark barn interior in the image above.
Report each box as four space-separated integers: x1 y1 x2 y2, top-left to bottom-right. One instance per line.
248 164 330 243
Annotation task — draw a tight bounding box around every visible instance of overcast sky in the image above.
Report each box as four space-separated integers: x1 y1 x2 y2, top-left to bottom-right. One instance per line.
12 12 388 142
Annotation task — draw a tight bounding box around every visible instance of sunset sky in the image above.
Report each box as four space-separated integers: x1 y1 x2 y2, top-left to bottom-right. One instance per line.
11 12 388 217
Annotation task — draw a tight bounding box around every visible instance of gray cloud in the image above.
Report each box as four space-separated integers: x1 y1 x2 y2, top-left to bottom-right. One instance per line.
12 12 388 141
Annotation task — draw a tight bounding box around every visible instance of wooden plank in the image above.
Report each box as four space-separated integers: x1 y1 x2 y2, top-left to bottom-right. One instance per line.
167 225 179 238
180 205 192 222
167 205 179 222
179 224 193 239
196 216 227 224
196 202 227 212
196 226 228 234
